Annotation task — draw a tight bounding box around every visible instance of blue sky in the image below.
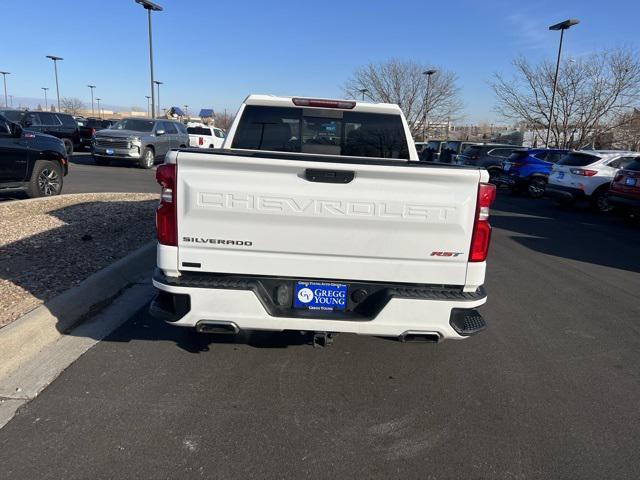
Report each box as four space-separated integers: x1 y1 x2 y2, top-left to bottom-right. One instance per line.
1 0 638 122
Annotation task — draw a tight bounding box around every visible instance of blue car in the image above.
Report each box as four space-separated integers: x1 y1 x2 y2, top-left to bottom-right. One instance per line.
502 149 569 198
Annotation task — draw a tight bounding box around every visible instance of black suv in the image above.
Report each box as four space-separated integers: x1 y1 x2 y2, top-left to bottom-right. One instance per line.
0 114 68 198
457 143 526 183
0 109 79 156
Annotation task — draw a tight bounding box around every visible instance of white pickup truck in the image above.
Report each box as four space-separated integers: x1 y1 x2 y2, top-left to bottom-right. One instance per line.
150 94 495 345
186 123 226 149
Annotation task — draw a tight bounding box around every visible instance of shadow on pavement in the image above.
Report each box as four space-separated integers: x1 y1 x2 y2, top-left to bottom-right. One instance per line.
491 193 640 273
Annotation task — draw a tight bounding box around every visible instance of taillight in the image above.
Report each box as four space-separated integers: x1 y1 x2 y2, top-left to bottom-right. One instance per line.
91 128 96 137
156 163 177 246
570 168 597 176
613 173 624 182
198 136 204 145
470 183 496 262
292 98 356 109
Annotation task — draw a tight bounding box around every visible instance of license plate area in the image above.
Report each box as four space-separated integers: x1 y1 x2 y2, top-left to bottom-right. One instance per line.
625 177 636 186
294 281 348 312
503 162 511 171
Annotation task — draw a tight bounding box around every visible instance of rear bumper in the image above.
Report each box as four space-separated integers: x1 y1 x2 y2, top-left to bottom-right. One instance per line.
150 269 488 340
545 184 586 201
608 194 640 209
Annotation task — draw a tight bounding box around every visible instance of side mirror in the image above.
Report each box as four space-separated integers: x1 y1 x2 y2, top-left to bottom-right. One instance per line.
11 122 23 138
156 129 166 136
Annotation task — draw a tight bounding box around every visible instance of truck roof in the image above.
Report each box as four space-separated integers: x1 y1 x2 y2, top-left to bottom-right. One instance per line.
243 94 403 116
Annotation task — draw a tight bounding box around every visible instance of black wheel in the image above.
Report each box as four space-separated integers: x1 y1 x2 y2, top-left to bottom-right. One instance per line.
590 189 613 213
487 169 501 186
139 147 155 169
63 139 73 156
527 177 547 199
93 156 110 166
26 160 63 198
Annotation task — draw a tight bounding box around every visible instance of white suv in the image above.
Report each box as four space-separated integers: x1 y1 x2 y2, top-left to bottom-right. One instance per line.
546 150 639 212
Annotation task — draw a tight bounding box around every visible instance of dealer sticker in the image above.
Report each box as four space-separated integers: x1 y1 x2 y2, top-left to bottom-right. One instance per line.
294 281 348 311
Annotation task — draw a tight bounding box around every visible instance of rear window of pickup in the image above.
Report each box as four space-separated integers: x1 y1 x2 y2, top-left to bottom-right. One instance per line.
231 106 409 159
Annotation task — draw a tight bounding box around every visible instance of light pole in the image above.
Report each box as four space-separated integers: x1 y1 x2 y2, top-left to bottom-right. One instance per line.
46 55 63 111
0 71 9 107
358 88 368 101
184 104 189 118
96 98 102 118
145 95 151 117
42 87 49 110
87 84 96 116
422 69 437 141
154 80 163 117
135 0 163 119
546 19 579 148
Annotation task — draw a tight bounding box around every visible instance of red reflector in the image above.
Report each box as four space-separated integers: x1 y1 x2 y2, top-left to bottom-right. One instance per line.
199 136 203 145
156 163 177 246
470 183 496 262
292 98 356 109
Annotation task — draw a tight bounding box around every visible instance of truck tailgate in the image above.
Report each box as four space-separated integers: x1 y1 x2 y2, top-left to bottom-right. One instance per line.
175 151 481 285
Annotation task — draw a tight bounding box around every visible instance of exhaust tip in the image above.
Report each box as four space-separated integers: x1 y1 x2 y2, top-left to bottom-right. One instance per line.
398 331 441 343
196 321 240 335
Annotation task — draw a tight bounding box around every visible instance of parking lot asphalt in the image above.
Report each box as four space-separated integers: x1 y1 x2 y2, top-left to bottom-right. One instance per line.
1 193 639 479
0 153 158 201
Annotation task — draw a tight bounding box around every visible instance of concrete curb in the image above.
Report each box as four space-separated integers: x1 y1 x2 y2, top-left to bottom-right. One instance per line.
0 241 156 380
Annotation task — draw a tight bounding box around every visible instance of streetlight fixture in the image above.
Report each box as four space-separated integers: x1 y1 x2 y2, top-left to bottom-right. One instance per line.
0 71 9 108
358 88 368 101
422 69 437 141
46 55 63 111
546 19 580 147
154 80 163 117
184 104 189 117
42 87 49 110
135 0 163 119
96 98 102 118
145 95 151 117
87 84 96 116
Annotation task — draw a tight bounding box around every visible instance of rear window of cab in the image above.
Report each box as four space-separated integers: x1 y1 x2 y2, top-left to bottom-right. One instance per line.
231 105 409 159
624 159 640 171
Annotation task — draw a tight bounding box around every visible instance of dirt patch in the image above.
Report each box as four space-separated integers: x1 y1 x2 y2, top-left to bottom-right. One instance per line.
0 193 159 327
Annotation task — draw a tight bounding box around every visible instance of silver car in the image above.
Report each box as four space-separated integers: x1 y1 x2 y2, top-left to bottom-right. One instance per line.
92 118 189 169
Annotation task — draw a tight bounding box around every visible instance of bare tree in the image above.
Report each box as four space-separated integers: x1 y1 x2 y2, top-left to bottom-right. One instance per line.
343 59 463 138
60 97 85 115
611 108 640 150
490 48 640 148
215 110 235 131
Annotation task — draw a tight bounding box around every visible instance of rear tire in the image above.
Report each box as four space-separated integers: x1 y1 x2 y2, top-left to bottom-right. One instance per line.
527 177 547 199
26 160 63 198
590 188 613 213
139 147 155 169
63 139 73 157
487 168 502 186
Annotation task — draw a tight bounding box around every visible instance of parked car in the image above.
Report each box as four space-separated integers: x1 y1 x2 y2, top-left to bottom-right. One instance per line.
500 148 569 198
92 118 189 168
186 123 226 149
546 150 639 212
456 143 527 183
439 141 476 164
150 94 496 344
608 156 640 219
418 140 445 162
0 113 68 197
77 117 117 150
0 109 79 156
